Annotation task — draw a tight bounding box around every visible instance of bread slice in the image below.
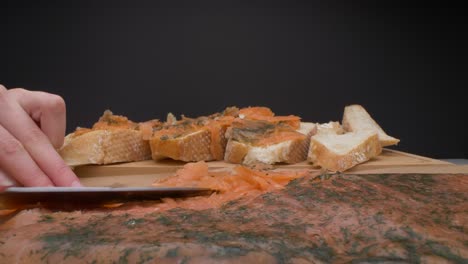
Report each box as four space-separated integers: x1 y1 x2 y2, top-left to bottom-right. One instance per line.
150 127 229 162
308 130 382 172
149 112 236 162
60 129 152 166
342 105 399 147
59 110 157 166
225 121 317 165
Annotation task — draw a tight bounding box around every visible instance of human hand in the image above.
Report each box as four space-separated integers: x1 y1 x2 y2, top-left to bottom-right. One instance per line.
0 84 81 187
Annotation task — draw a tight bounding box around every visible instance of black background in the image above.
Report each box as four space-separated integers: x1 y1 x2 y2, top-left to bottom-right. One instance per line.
1 1 466 159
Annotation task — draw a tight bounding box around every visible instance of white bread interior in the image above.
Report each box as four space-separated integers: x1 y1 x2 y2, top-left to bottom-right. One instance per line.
307 121 343 165
59 129 151 166
316 121 344 135
342 104 399 147
308 130 382 172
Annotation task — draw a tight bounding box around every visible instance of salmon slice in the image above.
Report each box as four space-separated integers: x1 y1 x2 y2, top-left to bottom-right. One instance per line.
152 161 309 210
238 106 301 129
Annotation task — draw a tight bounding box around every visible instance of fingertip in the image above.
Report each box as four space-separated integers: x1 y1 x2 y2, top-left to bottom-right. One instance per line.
21 176 54 187
0 86 6 97
71 180 83 187
51 136 65 149
0 168 19 189
52 164 81 187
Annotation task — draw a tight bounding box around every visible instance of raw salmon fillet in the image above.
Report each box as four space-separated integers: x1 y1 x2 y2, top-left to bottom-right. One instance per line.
0 173 467 263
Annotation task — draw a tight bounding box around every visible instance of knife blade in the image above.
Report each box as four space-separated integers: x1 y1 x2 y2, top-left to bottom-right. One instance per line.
0 186 215 210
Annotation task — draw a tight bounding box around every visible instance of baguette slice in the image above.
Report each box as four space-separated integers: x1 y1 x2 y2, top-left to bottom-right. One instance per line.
342 104 399 146
150 126 228 162
225 121 317 165
60 129 152 166
149 109 239 162
59 110 157 166
308 131 382 172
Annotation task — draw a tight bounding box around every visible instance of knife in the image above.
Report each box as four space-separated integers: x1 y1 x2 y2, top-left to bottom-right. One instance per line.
0 186 215 210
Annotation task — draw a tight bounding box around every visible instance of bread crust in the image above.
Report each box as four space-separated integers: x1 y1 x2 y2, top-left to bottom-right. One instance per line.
342 104 399 147
59 129 151 166
150 129 216 162
309 132 382 172
224 140 250 163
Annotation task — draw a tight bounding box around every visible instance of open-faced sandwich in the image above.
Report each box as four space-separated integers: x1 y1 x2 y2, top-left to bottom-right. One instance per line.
59 110 160 166
148 107 238 162
224 119 316 165
59 105 399 172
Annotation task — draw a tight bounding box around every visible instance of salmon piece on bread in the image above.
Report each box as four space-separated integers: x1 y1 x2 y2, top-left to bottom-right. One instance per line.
237 106 301 129
224 119 317 165
59 110 160 166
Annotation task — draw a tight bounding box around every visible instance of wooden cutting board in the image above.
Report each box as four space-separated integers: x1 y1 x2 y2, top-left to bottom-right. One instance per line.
74 149 468 187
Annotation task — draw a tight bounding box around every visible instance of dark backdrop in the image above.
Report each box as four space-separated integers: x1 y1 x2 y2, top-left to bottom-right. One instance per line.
1 1 466 159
